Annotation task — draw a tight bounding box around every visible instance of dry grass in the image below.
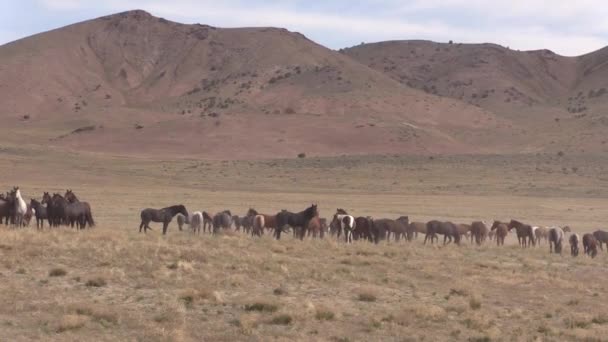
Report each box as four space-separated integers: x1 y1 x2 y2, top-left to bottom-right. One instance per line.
1 150 608 340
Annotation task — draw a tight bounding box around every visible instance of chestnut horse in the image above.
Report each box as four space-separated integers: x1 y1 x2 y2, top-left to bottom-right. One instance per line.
569 233 580 257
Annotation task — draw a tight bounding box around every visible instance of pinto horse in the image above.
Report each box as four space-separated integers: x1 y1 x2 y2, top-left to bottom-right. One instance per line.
275 204 318 240
331 209 356 243
139 205 188 234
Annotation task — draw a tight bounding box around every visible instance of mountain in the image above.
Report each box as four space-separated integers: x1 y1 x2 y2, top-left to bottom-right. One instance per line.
343 40 608 153
1 11 606 158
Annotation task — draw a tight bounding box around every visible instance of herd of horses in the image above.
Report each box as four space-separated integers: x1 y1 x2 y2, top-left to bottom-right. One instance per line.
2 188 607 259
0 187 94 230
138 203 608 258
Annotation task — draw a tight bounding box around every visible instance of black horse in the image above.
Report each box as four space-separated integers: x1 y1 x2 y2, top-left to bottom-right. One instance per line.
139 205 188 234
0 193 13 225
30 199 47 230
275 204 318 240
42 192 64 227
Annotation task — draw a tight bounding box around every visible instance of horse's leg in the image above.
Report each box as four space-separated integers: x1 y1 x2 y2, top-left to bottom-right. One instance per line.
139 220 145 233
162 221 169 235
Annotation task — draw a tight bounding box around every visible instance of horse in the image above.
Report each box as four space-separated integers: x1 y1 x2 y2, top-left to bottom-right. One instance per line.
534 226 549 245
425 221 461 245
176 213 188 231
56 193 85 229
397 216 414 241
508 220 535 248
275 204 318 240
252 215 265 237
331 209 356 243
64 190 95 228
470 221 489 245
569 233 580 257
29 199 47 230
0 194 13 226
548 227 564 254
12 187 28 227
189 211 203 234
592 230 608 251
247 208 277 236
385 217 408 242
490 221 509 246
202 211 214 233
139 205 188 234
456 224 471 241
241 209 256 234
232 215 242 231
353 216 373 242
583 233 598 258
212 210 233 234
372 219 408 244
306 215 324 239
409 222 427 239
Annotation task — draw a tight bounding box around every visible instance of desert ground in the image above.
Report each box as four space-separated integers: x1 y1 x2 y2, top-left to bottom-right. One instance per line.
0 146 608 341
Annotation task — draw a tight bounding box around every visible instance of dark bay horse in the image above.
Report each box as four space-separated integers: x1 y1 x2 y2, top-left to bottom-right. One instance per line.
213 210 233 234
372 218 408 244
42 192 62 227
0 194 13 225
583 233 598 258
508 220 535 248
139 205 188 234
425 221 461 245
65 190 95 228
490 221 509 246
354 216 374 242
592 230 608 251
470 221 489 245
569 234 580 257
30 199 47 230
275 204 318 240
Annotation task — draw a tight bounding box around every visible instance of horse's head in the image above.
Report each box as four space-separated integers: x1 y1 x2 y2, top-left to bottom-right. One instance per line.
64 190 78 203
41 192 51 204
307 204 319 218
247 208 258 217
178 205 189 218
336 208 348 215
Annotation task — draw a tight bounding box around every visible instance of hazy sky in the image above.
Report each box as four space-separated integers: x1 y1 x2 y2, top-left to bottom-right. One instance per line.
1 0 607 56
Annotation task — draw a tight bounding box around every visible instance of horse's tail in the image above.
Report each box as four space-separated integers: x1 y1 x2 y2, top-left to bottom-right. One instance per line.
86 209 95 227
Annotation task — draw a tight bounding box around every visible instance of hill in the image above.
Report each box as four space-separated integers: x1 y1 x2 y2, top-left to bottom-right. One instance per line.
0 10 512 158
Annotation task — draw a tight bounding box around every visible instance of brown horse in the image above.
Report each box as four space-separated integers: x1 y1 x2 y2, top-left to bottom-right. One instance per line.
397 216 414 241
252 215 265 237
470 221 489 245
508 220 535 248
456 224 471 241
583 233 598 258
490 221 508 246
371 219 408 244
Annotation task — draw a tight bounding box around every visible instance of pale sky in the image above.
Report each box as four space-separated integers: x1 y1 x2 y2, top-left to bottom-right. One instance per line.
1 0 607 56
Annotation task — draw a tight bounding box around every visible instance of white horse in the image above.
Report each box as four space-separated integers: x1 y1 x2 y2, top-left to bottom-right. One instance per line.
14 187 27 227
189 211 203 234
332 209 356 244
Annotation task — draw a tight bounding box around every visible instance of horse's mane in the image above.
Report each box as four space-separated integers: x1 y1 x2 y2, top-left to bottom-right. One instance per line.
247 208 258 216
163 204 185 211
336 208 348 215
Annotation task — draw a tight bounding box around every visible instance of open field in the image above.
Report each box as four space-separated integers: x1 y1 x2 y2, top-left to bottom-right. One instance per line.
1 147 608 341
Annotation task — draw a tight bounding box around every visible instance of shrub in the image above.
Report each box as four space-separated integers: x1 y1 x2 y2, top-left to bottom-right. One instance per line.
469 297 482 310
85 277 106 287
298 153 306 158
315 309 335 321
244 302 278 313
270 314 292 325
358 292 377 302
49 268 67 277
